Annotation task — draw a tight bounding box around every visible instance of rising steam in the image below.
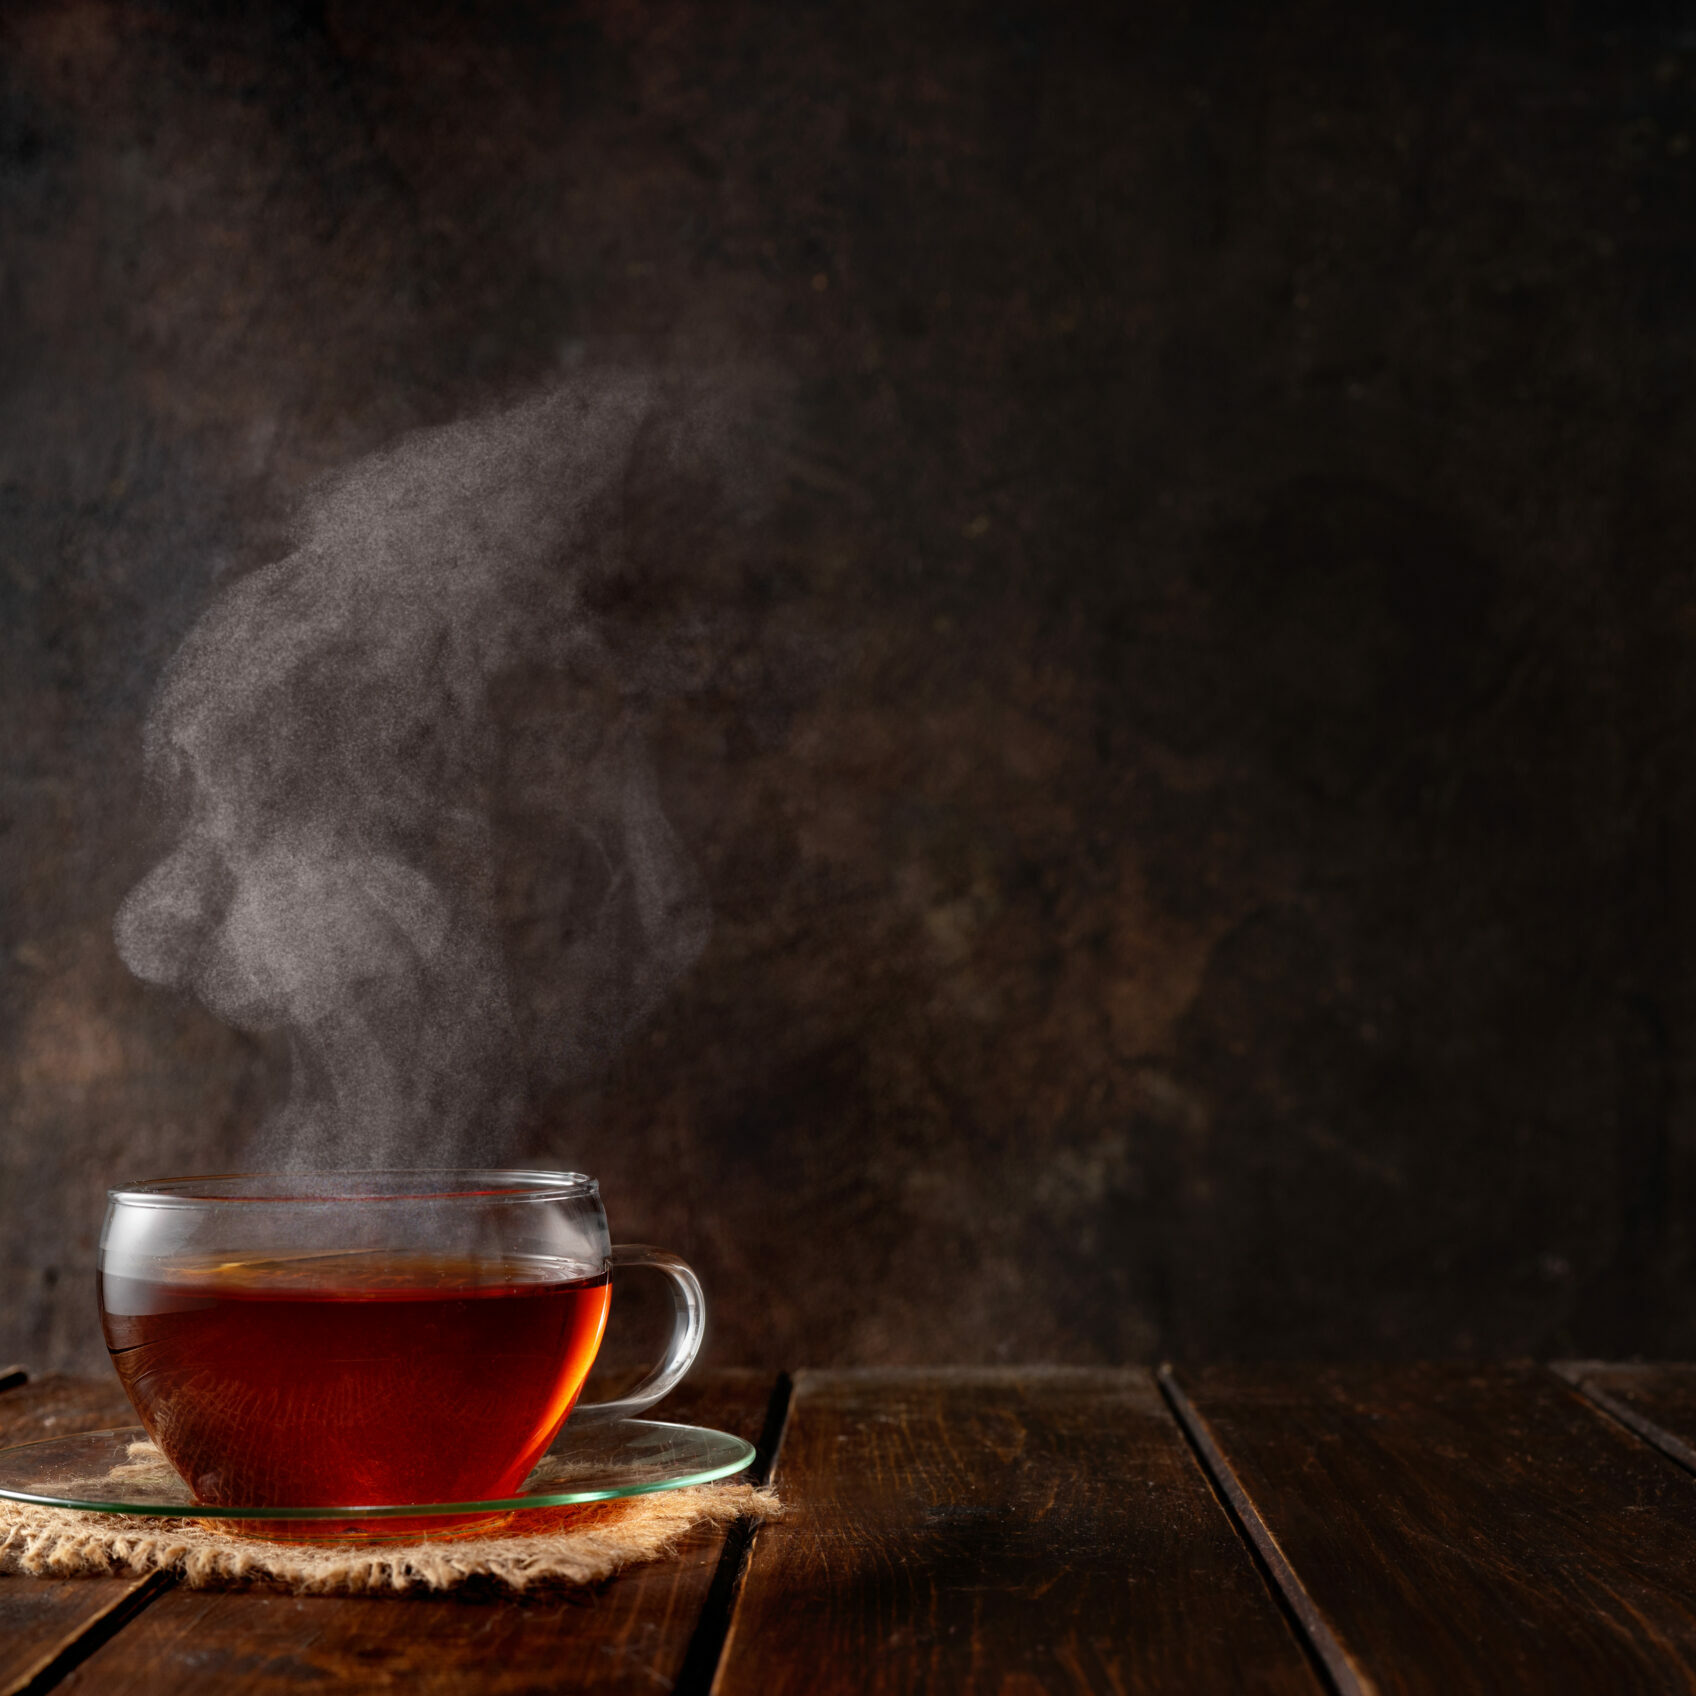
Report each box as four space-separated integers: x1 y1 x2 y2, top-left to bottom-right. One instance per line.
115 373 725 1168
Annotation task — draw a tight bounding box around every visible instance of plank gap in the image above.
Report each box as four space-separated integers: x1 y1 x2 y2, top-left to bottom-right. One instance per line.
1158 1365 1372 1696
1549 1362 1696 1476
715 1367 1320 1694
7 1573 176 1696
675 1370 792 1696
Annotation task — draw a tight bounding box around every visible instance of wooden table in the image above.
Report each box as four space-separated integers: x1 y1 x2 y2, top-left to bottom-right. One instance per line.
8 1362 1696 1693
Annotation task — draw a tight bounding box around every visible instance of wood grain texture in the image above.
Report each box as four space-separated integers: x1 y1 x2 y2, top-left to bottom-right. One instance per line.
0 1372 135 1443
50 1370 779 1696
0 1370 171 1696
712 1366 1319 1696
0 1576 171 1696
1174 1363 1696 1696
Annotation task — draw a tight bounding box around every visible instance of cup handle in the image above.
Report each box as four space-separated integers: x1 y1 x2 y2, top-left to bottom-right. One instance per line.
568 1244 706 1424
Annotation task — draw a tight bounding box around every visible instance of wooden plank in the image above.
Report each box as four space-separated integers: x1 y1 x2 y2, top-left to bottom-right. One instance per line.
0 1371 174 1696
1 1576 172 1696
0 1371 137 1443
713 1366 1320 1696
50 1369 781 1696
1554 1361 1696 1474
1168 1362 1696 1696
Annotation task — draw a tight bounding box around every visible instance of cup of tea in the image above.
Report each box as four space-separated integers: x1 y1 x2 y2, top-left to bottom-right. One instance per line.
97 1171 705 1515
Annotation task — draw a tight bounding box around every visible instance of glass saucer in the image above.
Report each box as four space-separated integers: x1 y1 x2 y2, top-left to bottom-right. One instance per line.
0 1419 755 1537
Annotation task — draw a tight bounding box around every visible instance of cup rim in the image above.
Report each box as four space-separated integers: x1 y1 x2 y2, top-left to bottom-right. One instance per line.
106 1170 601 1207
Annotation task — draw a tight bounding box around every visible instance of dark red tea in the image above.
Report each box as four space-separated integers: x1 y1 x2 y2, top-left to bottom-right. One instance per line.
99 1252 610 1507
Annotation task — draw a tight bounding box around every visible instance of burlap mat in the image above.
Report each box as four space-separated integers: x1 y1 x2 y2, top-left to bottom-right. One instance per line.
0 1441 779 1595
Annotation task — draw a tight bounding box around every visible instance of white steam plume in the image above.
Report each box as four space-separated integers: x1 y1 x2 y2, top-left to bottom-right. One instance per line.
115 373 724 1169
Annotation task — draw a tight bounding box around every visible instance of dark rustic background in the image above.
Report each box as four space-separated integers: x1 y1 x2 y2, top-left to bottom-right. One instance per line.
4 0 1696 1373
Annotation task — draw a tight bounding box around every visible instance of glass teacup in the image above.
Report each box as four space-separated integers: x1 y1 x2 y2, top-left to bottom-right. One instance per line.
97 1171 704 1516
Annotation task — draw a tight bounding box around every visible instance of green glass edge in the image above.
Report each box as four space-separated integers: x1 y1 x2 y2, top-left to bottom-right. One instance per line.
0 1423 756 1520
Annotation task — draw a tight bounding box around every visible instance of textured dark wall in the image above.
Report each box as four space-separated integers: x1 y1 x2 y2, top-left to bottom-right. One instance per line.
4 0 1696 1371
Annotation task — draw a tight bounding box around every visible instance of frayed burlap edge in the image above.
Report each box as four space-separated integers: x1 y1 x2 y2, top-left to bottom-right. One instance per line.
0 1483 780 1595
